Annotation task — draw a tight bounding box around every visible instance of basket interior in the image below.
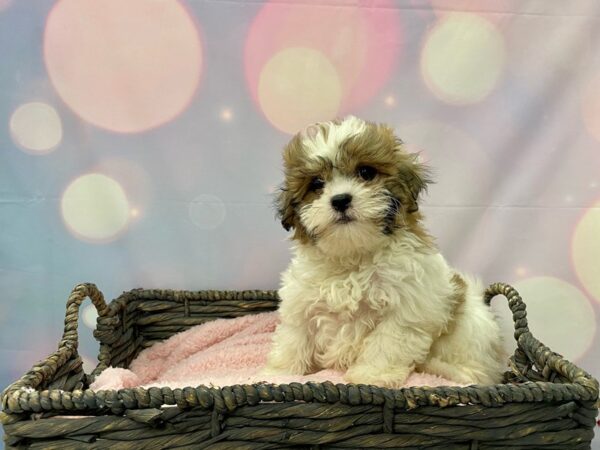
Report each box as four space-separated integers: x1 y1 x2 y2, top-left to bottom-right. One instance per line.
89 288 280 382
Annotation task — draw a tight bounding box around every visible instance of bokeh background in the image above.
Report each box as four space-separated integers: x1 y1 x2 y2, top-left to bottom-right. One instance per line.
1 0 600 445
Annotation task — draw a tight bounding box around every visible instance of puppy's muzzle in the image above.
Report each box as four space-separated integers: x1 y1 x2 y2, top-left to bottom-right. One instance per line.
331 193 352 212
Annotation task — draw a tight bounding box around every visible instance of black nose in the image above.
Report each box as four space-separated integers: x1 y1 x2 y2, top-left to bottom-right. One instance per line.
331 193 353 212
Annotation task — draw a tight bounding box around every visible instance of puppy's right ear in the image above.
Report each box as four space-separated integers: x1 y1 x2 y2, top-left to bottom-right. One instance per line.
276 186 296 232
276 133 305 232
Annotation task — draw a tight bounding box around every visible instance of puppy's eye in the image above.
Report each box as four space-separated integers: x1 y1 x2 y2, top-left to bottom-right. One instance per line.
309 177 325 191
357 165 377 181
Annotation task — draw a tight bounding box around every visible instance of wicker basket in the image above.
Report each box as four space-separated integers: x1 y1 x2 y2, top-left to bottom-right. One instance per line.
1 282 598 449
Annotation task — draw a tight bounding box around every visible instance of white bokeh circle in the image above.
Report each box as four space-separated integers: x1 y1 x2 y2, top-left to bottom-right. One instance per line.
61 173 130 242
82 304 98 329
9 102 62 153
421 13 505 104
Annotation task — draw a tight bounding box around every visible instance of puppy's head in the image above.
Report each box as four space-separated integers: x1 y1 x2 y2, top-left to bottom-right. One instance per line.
276 116 433 255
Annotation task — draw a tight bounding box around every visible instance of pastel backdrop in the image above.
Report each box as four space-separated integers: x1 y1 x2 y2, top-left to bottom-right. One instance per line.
1 0 599 446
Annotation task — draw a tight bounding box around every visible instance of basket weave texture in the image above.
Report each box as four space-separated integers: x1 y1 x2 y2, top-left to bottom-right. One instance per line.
1 282 598 449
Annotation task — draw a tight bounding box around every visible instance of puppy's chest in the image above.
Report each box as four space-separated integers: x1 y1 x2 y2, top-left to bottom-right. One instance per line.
307 301 379 370
304 273 387 369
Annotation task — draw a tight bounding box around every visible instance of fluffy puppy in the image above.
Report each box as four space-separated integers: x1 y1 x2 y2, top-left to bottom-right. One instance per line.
264 116 505 387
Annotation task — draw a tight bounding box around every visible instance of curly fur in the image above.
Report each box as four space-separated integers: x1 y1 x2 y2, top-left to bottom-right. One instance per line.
266 116 505 387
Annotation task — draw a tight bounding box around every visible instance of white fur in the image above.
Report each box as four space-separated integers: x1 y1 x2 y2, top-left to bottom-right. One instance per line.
299 175 391 256
302 116 366 160
265 117 505 387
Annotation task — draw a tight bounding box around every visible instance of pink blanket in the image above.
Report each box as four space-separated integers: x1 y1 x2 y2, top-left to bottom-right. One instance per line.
90 312 458 390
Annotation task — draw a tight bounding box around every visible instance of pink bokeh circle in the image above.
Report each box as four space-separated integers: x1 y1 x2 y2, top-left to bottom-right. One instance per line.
44 0 202 133
245 0 402 132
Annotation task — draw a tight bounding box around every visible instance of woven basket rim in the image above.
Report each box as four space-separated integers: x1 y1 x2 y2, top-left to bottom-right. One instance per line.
2 283 599 418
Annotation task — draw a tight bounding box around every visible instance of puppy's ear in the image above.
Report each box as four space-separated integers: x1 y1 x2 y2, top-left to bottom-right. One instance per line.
276 186 296 231
373 124 433 214
275 133 305 231
399 154 432 213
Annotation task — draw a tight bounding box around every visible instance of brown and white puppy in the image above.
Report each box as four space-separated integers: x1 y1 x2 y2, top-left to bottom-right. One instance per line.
264 116 505 387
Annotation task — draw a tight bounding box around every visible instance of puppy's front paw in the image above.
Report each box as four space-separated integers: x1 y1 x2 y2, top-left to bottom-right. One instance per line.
345 365 411 388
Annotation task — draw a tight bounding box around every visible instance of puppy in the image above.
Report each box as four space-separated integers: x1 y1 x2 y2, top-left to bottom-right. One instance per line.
265 116 505 387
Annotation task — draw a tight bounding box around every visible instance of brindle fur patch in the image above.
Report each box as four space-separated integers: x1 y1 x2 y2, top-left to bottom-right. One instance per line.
441 273 468 336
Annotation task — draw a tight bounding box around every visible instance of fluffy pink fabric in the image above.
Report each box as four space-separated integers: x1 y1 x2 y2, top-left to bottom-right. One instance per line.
90 312 459 390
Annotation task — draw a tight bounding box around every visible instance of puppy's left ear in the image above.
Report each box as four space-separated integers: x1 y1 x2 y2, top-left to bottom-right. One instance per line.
398 152 433 214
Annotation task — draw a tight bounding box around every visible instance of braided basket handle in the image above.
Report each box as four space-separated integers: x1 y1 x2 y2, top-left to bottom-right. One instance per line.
59 283 110 351
484 282 529 341
484 282 600 391
1 284 110 408
484 282 534 381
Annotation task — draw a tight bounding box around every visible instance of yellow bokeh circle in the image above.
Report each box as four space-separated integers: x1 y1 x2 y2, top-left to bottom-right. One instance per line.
61 173 130 242
572 202 600 303
258 47 342 134
10 102 62 153
421 13 505 104
491 276 596 362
